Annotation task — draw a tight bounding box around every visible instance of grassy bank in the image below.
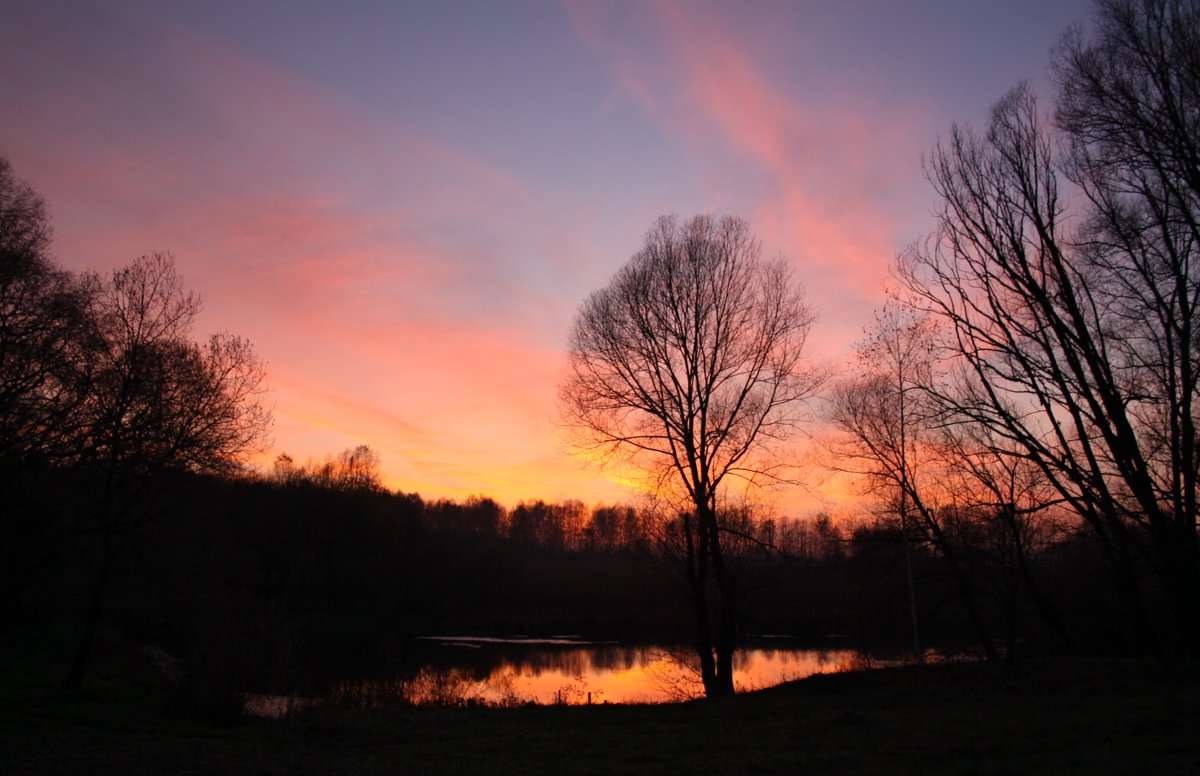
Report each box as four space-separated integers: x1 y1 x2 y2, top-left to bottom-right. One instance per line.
3 646 1198 775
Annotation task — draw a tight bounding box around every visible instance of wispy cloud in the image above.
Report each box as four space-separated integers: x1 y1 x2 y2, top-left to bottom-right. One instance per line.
7 0 1075 514
565 0 934 353
1 1 641 505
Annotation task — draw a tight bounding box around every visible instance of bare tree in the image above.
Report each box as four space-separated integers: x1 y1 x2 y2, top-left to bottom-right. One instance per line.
69 254 269 478
828 301 938 663
0 157 51 260
899 0 1200 654
286 444 386 493
560 214 821 697
62 252 270 689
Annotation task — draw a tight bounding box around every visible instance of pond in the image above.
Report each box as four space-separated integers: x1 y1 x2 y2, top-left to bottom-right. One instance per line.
420 637 861 704
247 637 865 715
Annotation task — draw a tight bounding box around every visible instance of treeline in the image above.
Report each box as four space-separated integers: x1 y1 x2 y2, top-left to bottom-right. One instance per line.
4 449 835 712
272 445 844 557
13 439 1124 664
8 443 1110 709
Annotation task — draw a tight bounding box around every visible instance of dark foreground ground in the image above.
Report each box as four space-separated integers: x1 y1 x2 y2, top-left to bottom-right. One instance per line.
3 648 1199 775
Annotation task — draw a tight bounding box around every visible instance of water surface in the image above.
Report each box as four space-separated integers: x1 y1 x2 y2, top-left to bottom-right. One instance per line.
402 637 859 704
247 637 865 714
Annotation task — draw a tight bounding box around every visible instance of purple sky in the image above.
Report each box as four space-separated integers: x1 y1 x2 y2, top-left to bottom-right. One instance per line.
0 0 1091 514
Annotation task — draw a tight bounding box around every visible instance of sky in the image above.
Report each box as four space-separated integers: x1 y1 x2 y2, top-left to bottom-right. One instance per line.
0 0 1092 514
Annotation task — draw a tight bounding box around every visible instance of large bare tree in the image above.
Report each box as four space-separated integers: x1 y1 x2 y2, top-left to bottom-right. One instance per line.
560 214 820 696
899 0 1200 655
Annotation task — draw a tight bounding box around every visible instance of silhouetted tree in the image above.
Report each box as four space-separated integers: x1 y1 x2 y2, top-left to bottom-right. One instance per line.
313 445 385 492
0 158 89 623
560 214 821 696
589 504 643 550
508 499 585 550
899 0 1200 654
272 445 386 492
62 252 270 689
0 157 72 460
829 301 939 662
460 495 505 535
272 452 303 485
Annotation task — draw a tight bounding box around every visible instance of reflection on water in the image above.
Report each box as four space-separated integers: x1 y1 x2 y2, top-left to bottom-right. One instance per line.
465 642 859 704
245 639 863 715
340 642 854 705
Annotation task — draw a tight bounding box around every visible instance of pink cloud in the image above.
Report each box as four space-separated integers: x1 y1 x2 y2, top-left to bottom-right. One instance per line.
6 0 952 515
2 3 640 506
566 0 936 360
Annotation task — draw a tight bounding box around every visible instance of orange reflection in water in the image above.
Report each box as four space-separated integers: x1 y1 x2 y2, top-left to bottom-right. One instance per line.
474 645 858 705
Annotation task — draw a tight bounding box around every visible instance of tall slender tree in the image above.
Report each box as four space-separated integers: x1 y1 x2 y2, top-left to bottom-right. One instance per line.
829 301 938 663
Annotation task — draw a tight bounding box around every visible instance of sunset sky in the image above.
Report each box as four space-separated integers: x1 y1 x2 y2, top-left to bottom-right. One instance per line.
1 0 1090 513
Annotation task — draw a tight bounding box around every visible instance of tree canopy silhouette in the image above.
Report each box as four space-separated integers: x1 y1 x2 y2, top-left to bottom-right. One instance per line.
0 157 273 687
0 156 85 469
560 213 821 696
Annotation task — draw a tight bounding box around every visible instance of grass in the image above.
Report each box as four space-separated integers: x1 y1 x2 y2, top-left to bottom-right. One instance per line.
3 639 1199 775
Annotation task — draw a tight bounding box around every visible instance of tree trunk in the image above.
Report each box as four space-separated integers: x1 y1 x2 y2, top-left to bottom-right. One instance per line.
1158 524 1200 658
681 508 721 697
690 555 719 695
702 503 736 698
62 546 112 691
711 610 736 697
901 508 923 665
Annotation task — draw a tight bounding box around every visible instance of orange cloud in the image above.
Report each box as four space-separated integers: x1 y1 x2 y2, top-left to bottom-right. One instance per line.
259 310 642 506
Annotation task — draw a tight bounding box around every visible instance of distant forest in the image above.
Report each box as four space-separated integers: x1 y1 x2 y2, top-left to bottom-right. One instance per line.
4 435 1122 706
